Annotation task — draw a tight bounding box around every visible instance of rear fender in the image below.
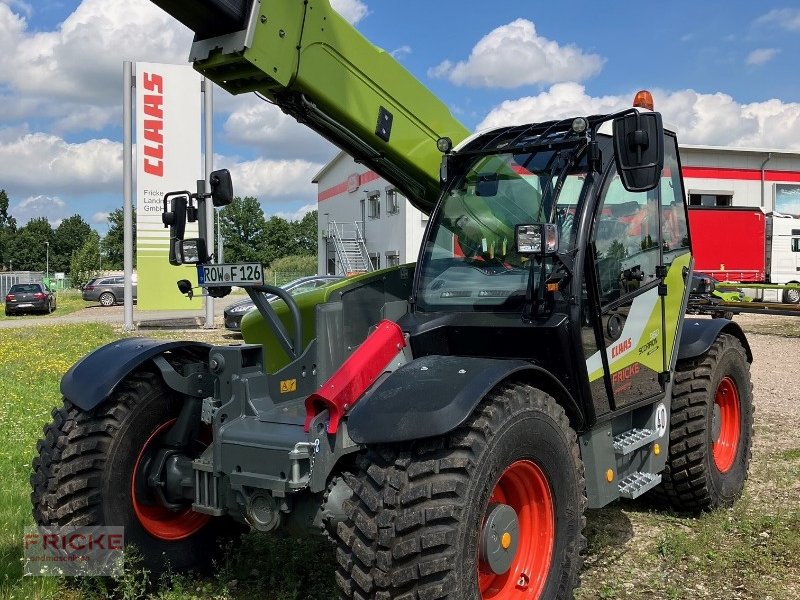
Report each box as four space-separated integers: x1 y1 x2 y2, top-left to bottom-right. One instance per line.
60 338 211 411
346 355 583 444
678 318 752 363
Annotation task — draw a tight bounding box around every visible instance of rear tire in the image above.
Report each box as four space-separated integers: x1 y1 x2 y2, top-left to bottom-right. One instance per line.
31 369 235 573
99 292 116 307
335 382 586 600
660 333 753 511
783 283 800 304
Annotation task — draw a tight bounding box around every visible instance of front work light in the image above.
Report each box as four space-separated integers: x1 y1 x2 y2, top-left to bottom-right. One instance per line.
571 117 588 134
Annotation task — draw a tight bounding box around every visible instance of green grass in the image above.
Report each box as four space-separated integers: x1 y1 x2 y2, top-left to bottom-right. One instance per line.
0 323 119 599
1 323 799 599
0 290 91 321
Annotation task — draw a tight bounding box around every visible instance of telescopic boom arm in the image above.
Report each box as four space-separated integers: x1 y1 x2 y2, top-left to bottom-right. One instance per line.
149 0 470 215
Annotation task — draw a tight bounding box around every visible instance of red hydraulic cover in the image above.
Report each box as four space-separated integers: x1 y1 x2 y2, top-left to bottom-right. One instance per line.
688 207 766 282
304 320 406 434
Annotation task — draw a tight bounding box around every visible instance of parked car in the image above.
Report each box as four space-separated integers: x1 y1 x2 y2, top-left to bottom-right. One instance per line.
82 276 138 306
4 283 56 316
224 275 343 332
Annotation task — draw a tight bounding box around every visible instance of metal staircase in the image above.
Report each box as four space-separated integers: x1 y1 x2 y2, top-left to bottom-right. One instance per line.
327 220 372 275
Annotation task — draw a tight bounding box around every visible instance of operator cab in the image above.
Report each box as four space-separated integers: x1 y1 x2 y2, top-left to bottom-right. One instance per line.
406 97 692 426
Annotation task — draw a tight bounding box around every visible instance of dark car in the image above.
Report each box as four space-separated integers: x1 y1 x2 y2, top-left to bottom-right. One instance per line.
82 276 138 306
4 283 56 316
224 275 343 332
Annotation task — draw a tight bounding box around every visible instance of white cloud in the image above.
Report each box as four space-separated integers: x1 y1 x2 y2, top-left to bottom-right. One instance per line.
0 0 191 113
52 106 119 133
2 0 31 18
756 8 800 32
0 132 122 196
391 45 412 59
92 211 110 224
746 48 779 66
478 83 800 150
428 19 604 88
273 203 317 221
222 98 338 163
477 83 624 130
224 157 324 203
12 194 67 225
330 0 368 25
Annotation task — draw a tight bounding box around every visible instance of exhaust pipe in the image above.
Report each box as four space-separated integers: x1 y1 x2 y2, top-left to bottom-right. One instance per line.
150 0 254 39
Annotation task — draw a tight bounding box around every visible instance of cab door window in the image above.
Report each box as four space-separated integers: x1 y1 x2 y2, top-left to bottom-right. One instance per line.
660 136 690 268
593 175 660 304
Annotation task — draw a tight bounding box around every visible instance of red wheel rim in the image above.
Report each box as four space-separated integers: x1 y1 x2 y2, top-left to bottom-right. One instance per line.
712 376 741 473
478 460 555 599
131 419 210 541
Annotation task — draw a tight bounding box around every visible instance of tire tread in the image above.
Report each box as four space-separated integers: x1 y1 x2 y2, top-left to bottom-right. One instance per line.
336 382 586 599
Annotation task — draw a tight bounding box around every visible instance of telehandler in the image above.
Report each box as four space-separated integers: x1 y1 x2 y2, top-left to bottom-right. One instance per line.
32 2 753 598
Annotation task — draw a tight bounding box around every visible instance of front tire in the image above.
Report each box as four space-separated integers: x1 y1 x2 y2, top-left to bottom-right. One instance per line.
335 382 586 600
660 333 753 511
31 369 230 573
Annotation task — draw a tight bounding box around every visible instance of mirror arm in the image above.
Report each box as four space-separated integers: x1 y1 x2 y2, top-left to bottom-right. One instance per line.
247 285 304 360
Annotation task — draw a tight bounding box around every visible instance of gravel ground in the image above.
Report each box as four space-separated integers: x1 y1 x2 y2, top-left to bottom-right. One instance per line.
736 317 800 480
0 295 244 330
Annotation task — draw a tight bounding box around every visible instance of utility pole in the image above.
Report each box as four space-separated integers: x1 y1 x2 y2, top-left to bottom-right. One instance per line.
45 241 49 282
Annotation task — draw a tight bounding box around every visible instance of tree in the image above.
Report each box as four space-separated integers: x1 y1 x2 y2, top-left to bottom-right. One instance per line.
7 217 53 271
53 215 92 273
70 232 102 289
219 197 266 263
102 208 136 270
293 210 318 256
261 215 293 265
0 189 17 269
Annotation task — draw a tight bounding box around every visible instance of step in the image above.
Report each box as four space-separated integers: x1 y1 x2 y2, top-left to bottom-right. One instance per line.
618 471 662 499
612 428 658 456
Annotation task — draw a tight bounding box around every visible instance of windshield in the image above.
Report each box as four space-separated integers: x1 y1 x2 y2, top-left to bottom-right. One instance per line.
416 149 588 312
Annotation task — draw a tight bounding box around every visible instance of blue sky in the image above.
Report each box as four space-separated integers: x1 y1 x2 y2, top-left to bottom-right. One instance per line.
0 0 798 234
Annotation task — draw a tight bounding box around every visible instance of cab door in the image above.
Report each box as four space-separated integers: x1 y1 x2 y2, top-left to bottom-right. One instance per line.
659 134 692 372
584 133 691 409
586 167 665 409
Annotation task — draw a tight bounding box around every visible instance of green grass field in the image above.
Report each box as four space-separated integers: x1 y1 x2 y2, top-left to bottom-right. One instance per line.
0 323 798 599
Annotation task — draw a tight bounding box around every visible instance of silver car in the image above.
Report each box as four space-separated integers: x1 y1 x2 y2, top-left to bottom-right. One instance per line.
82 276 138 306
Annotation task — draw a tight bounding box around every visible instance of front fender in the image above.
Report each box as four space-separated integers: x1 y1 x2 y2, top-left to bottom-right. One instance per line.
678 317 752 363
61 338 211 411
347 355 575 444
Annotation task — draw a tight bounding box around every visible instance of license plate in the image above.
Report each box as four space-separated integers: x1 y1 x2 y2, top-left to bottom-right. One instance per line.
17 303 32 308
197 263 264 287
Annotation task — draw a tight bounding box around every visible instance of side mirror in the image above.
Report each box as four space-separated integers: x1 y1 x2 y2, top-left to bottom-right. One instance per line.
162 192 189 266
516 223 559 255
179 238 209 264
210 169 233 207
177 278 194 299
613 111 664 192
